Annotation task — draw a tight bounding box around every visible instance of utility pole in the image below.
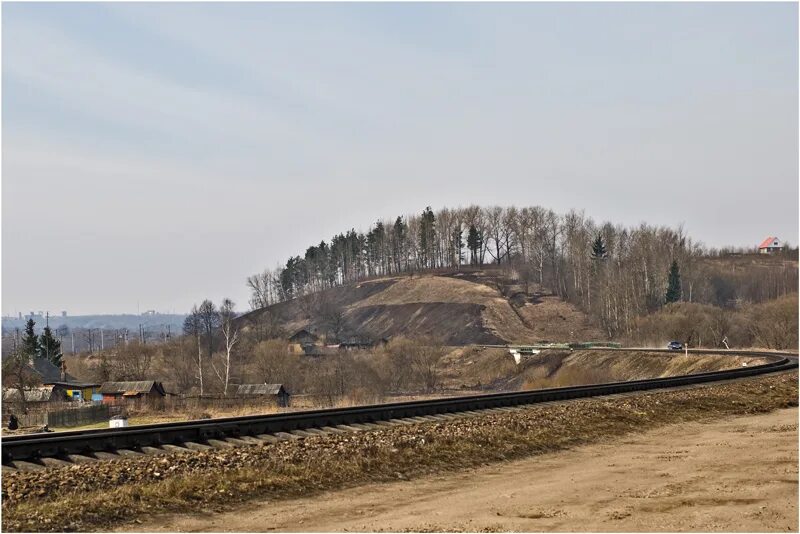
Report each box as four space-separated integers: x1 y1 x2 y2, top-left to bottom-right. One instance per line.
100 328 104 350
71 331 75 354
45 312 50 362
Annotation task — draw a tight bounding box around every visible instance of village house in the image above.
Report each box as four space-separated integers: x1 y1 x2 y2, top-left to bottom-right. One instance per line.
288 328 320 354
235 383 291 407
99 381 167 404
28 358 100 402
758 236 784 254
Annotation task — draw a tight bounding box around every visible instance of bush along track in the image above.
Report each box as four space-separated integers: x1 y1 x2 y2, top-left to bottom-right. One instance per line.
2 372 797 532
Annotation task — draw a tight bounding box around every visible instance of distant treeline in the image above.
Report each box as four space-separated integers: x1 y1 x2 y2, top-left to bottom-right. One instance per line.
248 205 798 339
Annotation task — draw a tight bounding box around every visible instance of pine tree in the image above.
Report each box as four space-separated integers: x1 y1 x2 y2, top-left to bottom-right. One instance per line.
20 318 39 359
590 235 608 260
418 207 436 269
38 326 63 367
467 225 482 266
665 260 681 304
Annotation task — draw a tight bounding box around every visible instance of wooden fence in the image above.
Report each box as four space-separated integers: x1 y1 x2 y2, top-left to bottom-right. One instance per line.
2 402 111 428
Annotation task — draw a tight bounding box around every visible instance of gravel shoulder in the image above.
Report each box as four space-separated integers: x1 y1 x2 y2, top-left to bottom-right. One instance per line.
137 406 799 533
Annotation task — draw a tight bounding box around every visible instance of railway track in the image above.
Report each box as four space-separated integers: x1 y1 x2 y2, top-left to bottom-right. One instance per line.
2 349 797 469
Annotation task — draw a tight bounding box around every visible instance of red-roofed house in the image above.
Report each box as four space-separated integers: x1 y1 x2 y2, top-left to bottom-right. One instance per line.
758 236 783 254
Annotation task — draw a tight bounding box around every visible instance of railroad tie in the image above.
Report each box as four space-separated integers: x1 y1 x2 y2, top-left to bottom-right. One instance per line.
139 446 169 456
66 453 98 463
161 444 193 453
289 429 316 438
237 436 268 445
92 451 122 460
222 437 252 446
10 460 47 472
274 431 301 441
205 439 236 448
334 424 363 432
319 426 347 434
116 449 146 458
182 441 213 451
39 457 73 468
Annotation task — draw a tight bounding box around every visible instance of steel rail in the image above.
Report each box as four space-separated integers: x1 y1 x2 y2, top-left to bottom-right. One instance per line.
2 349 797 465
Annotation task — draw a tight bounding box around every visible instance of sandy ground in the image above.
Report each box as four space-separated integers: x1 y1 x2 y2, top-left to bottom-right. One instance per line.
136 407 798 533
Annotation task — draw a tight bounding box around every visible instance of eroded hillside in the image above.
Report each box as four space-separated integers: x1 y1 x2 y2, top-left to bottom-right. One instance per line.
238 270 603 345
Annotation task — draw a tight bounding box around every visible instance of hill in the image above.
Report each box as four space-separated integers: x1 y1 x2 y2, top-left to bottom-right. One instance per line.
238 269 603 345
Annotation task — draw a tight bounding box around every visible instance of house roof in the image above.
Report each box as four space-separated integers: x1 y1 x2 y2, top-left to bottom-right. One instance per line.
288 329 318 342
758 236 780 249
236 384 287 396
100 381 166 395
31 357 79 384
2 385 64 403
48 381 101 389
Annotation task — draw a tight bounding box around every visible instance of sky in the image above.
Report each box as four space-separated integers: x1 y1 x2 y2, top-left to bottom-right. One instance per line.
2 2 798 316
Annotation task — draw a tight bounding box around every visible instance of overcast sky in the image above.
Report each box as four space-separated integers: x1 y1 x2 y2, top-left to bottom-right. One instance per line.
2 2 797 316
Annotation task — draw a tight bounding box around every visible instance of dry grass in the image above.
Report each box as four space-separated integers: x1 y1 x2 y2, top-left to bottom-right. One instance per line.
2 372 796 533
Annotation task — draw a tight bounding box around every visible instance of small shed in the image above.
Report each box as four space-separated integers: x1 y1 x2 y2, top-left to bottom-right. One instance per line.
99 381 166 404
236 383 290 407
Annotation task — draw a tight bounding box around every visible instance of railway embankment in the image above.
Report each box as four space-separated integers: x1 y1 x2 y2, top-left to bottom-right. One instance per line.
3 371 797 532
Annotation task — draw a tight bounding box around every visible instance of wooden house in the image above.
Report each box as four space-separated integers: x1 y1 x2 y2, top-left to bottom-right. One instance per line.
288 329 320 354
28 358 100 401
99 381 167 404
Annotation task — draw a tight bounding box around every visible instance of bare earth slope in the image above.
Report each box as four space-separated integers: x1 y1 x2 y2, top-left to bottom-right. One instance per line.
239 272 600 344
136 407 798 533
438 347 770 391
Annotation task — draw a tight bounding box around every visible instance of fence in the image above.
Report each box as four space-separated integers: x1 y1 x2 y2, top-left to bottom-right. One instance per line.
2 402 111 429
46 404 110 428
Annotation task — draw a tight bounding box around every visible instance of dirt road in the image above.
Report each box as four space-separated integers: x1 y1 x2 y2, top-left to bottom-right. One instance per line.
139 407 798 532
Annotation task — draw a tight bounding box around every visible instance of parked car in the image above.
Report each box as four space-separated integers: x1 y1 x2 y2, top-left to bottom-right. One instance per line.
667 341 684 350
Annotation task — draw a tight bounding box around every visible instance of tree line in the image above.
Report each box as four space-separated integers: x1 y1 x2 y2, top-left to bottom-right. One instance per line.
247 205 798 339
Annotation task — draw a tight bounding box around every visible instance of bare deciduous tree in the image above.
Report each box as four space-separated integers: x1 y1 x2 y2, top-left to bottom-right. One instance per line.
212 298 240 396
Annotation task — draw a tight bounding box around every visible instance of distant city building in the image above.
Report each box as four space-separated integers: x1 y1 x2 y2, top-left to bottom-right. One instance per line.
758 236 784 254
61 311 67 317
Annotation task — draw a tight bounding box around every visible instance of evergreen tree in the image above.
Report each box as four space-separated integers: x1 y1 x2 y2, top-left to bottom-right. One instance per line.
20 318 39 359
418 207 436 269
590 234 608 260
467 225 482 266
665 260 681 304
38 326 63 367
392 217 408 271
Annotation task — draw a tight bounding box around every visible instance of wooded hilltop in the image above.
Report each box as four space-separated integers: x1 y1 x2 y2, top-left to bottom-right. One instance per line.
247 205 798 340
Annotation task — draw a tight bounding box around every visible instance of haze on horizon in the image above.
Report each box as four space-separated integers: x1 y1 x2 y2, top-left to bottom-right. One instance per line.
2 2 797 316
